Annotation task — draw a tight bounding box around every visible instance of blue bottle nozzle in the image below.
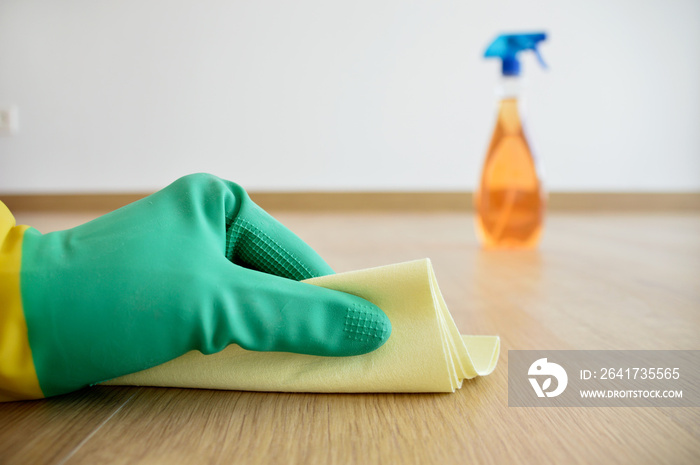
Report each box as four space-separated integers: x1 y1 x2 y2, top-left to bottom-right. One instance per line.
484 32 547 76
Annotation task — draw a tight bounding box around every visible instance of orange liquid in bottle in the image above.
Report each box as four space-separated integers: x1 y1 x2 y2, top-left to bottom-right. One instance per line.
475 97 544 248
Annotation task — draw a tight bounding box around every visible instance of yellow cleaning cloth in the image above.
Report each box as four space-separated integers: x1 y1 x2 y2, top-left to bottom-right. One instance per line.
105 259 499 392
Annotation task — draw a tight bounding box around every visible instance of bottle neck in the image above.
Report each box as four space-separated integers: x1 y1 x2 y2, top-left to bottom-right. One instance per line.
495 77 524 134
495 76 523 100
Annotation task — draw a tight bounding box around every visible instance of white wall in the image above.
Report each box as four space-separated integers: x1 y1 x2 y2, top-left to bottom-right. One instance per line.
1 0 699 193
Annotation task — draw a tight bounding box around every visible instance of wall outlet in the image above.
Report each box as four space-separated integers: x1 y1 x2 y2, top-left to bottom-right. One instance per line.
0 106 19 136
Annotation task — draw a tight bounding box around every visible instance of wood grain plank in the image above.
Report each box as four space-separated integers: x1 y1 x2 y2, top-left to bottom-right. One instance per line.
0 387 138 465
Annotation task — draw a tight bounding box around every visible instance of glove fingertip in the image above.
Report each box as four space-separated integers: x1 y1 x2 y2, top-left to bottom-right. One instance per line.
329 299 392 357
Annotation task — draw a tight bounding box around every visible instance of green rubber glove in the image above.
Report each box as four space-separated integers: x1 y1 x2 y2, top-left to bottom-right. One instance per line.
20 173 391 397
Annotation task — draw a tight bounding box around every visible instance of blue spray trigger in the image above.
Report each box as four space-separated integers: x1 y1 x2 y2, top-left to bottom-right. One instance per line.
533 47 547 69
484 32 548 76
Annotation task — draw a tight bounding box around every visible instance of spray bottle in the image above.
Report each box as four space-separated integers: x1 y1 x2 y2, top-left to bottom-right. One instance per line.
475 32 547 249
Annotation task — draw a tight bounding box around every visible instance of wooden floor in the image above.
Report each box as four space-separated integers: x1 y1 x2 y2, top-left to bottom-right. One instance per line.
1 210 699 465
